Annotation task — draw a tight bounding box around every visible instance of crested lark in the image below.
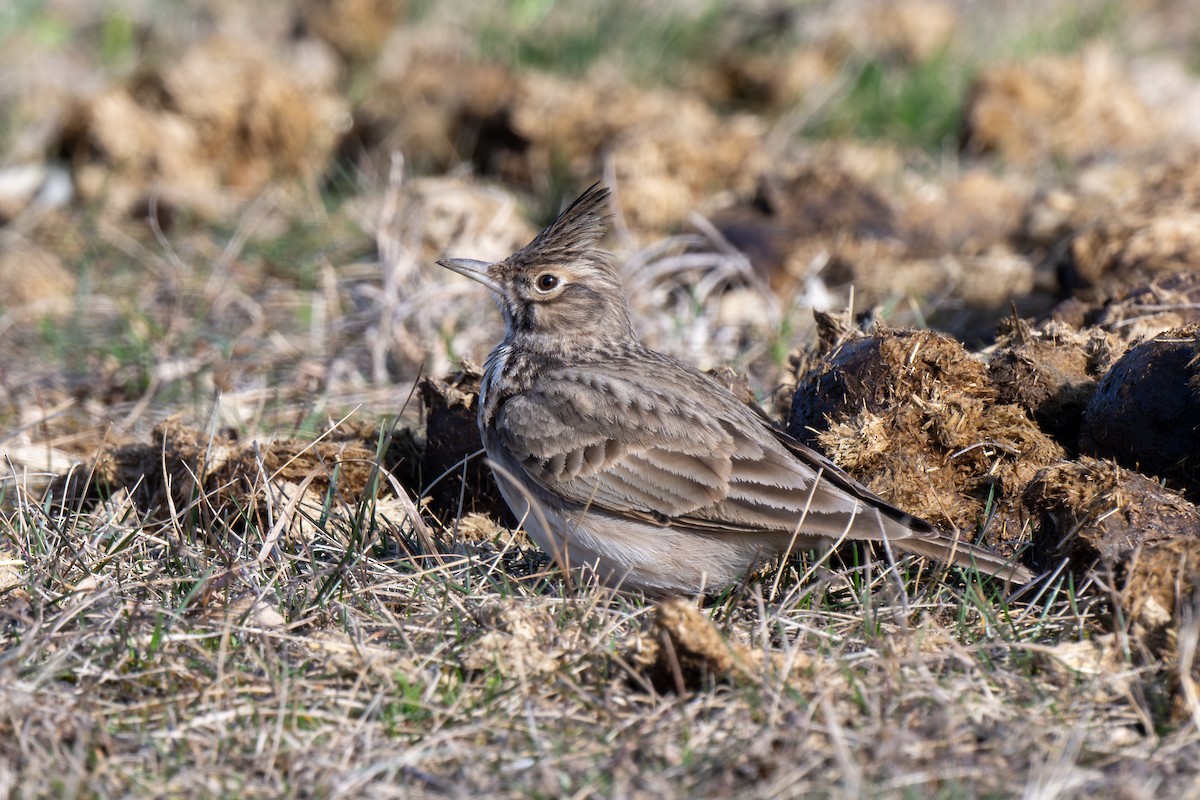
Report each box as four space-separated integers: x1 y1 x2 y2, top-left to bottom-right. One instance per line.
439 183 1034 593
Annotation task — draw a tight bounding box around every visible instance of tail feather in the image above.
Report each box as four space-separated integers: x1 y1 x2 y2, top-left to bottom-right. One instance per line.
773 433 1034 584
894 531 1033 583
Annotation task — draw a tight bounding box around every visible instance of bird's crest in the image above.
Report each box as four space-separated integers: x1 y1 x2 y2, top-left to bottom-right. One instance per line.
512 182 611 267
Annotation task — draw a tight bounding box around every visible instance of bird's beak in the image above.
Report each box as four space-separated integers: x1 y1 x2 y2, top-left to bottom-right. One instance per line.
437 258 503 295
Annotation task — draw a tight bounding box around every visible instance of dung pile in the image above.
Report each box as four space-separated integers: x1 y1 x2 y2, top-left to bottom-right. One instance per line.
59 36 348 220
962 46 1151 165
1023 458 1200 659
709 156 1038 336
509 70 766 232
1075 270 1200 342
902 168 1033 257
1066 160 1200 293
712 164 904 295
41 369 514 552
788 309 1199 689
358 47 765 232
987 271 1200 511
417 365 511 524
1080 325 1200 500
987 317 1121 449
1026 157 1200 303
353 37 521 176
48 419 407 536
788 326 1063 553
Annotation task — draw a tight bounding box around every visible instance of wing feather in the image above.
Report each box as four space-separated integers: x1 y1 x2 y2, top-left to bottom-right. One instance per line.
492 359 925 539
494 363 866 530
494 369 735 517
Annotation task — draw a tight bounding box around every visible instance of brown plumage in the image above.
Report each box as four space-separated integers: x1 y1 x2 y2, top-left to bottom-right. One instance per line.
439 183 1033 593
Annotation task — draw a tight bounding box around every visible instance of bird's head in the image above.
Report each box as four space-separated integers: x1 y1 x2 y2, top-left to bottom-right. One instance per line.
438 183 635 349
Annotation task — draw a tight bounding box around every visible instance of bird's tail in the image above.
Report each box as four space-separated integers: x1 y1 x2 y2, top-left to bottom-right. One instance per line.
894 531 1033 584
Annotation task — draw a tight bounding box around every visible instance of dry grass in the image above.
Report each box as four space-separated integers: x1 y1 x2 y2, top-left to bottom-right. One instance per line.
2 440 1197 797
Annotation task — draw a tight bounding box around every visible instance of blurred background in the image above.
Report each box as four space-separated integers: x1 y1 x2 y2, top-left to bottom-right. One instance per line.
2 0 1199 445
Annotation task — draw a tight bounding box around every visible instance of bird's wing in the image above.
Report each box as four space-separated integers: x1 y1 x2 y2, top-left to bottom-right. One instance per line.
490 364 890 537
491 361 1034 582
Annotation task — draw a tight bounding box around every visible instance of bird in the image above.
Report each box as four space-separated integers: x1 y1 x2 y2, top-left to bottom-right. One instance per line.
438 183 1034 594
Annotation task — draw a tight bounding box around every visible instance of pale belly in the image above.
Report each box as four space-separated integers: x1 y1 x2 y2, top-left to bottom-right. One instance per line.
491 472 784 594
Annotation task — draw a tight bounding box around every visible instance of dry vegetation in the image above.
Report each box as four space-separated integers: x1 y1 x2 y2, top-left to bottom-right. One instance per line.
3 0 1200 796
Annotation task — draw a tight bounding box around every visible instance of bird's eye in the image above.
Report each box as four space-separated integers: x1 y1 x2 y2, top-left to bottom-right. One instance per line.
535 273 560 292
